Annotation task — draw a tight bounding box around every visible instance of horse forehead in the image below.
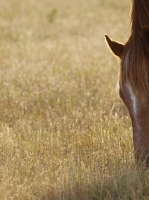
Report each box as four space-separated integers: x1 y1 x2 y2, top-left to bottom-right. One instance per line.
123 49 130 68
125 82 138 115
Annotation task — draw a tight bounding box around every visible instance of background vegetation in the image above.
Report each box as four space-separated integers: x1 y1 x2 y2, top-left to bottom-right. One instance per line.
0 0 149 199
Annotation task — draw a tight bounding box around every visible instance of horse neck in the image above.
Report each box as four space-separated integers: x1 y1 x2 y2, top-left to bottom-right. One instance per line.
131 0 149 40
128 0 149 67
120 0 149 96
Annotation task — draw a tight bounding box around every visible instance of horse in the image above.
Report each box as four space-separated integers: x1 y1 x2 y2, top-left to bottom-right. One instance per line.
105 0 149 166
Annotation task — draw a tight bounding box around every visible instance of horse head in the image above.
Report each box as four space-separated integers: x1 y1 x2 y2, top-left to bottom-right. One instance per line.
105 26 149 166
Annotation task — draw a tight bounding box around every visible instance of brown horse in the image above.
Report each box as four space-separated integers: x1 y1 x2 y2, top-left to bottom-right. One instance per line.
105 0 149 166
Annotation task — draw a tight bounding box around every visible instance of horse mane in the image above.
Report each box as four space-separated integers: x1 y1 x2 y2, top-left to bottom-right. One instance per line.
121 0 149 95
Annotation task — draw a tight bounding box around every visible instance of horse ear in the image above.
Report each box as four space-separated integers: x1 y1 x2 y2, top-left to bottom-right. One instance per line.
105 35 124 58
142 26 149 58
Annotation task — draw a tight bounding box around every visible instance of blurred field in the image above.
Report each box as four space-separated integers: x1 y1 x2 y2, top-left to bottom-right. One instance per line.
1 0 149 199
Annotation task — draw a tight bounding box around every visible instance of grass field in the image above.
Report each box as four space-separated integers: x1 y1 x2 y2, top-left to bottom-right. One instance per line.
1 0 149 199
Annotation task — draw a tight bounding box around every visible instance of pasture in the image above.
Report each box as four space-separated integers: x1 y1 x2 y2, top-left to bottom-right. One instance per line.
0 0 149 199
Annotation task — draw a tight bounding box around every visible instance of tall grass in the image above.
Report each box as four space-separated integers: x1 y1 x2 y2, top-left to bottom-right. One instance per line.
0 0 149 199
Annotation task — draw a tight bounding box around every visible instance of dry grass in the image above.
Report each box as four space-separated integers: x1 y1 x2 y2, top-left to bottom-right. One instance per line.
0 0 149 199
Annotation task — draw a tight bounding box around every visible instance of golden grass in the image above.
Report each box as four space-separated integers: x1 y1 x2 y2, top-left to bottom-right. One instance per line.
0 0 149 199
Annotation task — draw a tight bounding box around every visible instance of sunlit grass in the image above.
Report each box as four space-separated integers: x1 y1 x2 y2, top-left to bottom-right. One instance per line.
1 0 149 199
